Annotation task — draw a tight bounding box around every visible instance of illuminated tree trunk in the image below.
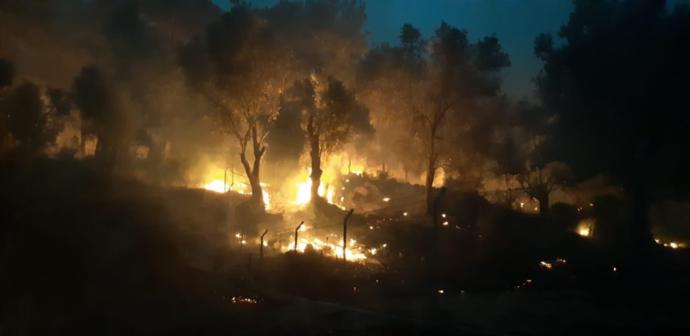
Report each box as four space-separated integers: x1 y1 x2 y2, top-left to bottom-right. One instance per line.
239 124 266 211
310 145 322 202
80 126 86 157
307 114 323 203
536 192 549 216
425 158 437 215
425 109 442 215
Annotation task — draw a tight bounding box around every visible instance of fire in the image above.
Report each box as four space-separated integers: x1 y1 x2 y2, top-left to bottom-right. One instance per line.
290 168 341 207
285 152 370 208
655 238 686 249
262 187 272 209
577 226 590 237
280 225 374 262
204 179 227 193
576 218 595 238
293 176 334 205
295 179 312 204
345 164 365 176
200 152 369 211
283 236 368 262
201 175 271 209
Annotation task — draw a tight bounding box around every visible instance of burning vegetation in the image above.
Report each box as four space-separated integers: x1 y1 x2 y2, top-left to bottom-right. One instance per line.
2 0 690 334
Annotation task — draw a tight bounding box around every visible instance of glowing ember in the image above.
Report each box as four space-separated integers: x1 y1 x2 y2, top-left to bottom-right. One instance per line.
231 296 259 304
655 238 686 249
576 219 595 238
540 258 566 271
577 226 590 237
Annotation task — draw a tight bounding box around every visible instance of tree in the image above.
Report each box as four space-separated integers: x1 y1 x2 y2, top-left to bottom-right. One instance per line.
0 58 14 89
73 66 128 165
179 4 288 211
482 99 554 211
47 88 72 117
535 0 690 250
518 162 571 215
358 23 510 214
0 58 14 149
5 82 44 155
284 74 373 203
180 1 367 210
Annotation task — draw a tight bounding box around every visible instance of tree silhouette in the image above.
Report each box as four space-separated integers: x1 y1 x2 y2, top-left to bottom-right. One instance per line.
73 66 128 164
284 75 372 203
0 58 14 89
359 22 510 214
5 82 44 155
179 4 289 211
535 0 690 250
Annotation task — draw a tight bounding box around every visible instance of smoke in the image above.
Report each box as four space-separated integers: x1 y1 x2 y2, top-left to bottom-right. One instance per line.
1 0 545 206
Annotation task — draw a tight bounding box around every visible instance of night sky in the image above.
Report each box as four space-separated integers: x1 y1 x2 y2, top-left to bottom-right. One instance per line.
214 0 574 98
214 0 690 99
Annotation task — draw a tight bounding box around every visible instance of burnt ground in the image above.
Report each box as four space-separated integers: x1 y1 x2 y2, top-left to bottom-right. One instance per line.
1 158 689 335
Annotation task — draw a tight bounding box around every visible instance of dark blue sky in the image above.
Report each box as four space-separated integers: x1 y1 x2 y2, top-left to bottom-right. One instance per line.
212 0 689 98
358 0 573 98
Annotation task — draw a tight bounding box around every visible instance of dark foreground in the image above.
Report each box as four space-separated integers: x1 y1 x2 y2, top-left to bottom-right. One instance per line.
1 159 689 335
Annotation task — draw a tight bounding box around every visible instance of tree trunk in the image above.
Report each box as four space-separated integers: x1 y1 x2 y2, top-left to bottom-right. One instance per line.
240 126 266 212
307 113 322 204
310 135 322 203
80 127 86 157
249 171 263 207
425 158 436 215
240 149 264 211
426 114 440 215
629 171 653 252
537 193 549 215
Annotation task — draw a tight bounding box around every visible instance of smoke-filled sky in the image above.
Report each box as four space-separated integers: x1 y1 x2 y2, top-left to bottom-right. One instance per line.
212 0 573 98
214 0 690 98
